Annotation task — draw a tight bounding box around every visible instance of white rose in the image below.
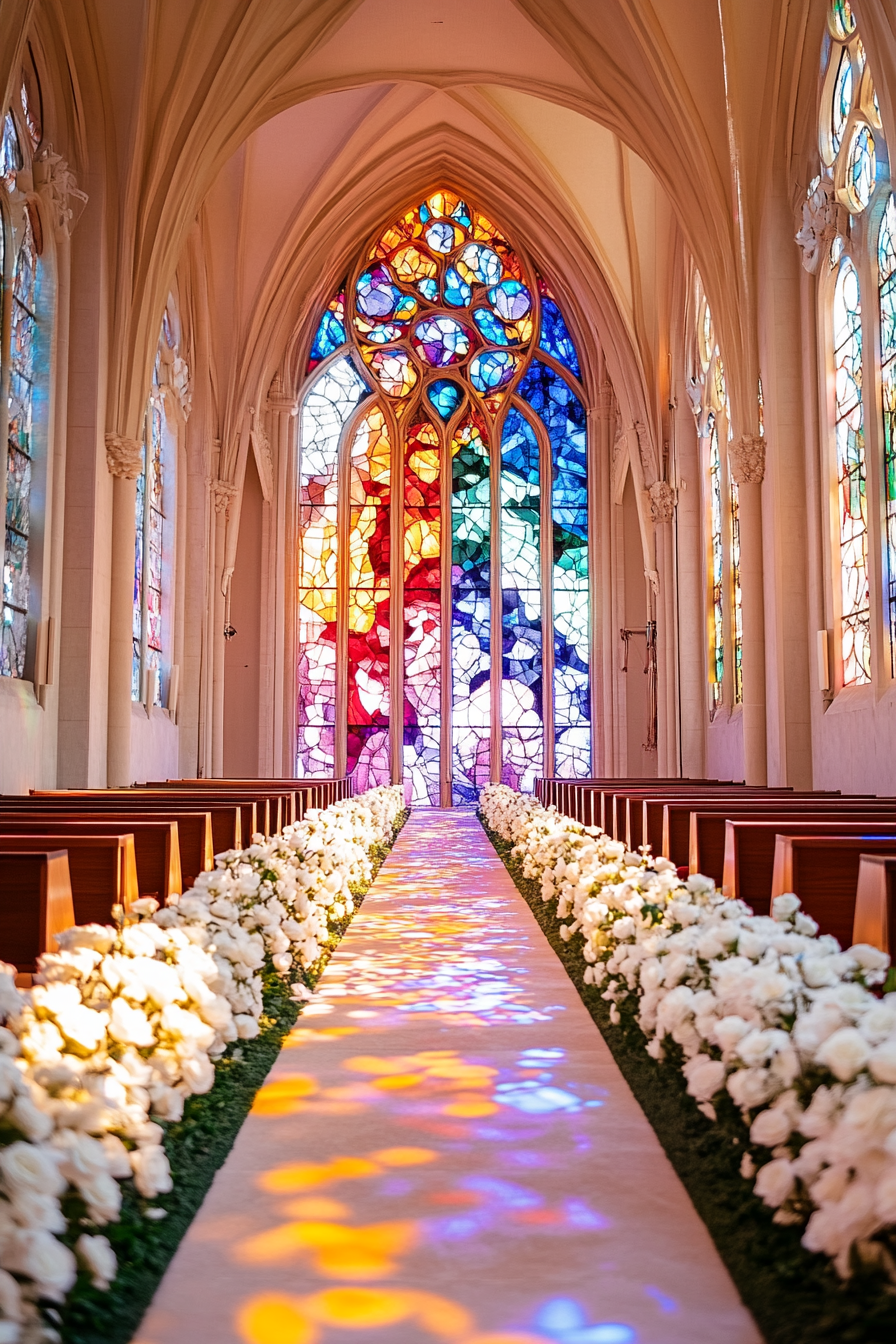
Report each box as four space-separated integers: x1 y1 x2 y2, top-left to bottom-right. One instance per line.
848 943 890 973
55 1004 109 1056
8 1190 66 1234
7 1095 52 1144
119 926 161 958
801 956 842 989
76 1233 118 1289
712 1015 751 1055
0 1143 65 1198
772 893 801 922
78 1173 121 1225
108 998 156 1049
130 898 159 918
178 1053 214 1095
100 1135 133 1180
129 1145 173 1198
683 1055 726 1103
815 1027 871 1081
54 925 115 953
868 1042 896 1084
3 1228 77 1301
148 1084 185 1122
159 1004 215 1052
750 1106 794 1148
754 1157 795 1208
727 1067 778 1110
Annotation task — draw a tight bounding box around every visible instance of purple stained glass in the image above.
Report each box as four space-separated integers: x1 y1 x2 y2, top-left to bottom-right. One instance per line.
3 208 37 680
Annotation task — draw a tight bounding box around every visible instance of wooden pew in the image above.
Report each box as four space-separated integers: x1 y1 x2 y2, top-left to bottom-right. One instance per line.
0 850 76 973
723 818 896 912
691 801 893 884
621 785 793 852
158 780 300 827
31 790 245 853
0 834 138 925
8 797 214 886
0 815 181 902
654 791 846 866
853 855 896 958
770 834 896 949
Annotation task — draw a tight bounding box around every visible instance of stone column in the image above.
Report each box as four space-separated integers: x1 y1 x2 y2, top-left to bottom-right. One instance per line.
648 480 676 773
105 434 142 786
209 477 237 777
266 382 299 777
730 434 768 785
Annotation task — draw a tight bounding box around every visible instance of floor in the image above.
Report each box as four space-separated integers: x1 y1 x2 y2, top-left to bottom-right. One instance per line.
137 810 762 1344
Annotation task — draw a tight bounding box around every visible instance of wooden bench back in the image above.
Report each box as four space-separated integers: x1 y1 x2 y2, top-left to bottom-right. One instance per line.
0 834 133 928
853 855 896 957
724 818 896 910
0 850 76 973
0 815 181 902
771 834 896 948
690 804 895 882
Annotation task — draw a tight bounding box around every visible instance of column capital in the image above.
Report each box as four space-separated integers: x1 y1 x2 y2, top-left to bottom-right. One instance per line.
729 433 766 485
105 433 142 480
795 177 847 275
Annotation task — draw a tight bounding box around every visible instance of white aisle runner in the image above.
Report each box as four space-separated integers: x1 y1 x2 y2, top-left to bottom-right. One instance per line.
138 810 761 1344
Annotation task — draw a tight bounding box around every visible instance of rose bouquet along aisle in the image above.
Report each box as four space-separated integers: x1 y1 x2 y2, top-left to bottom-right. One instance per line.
479 784 896 1290
0 784 405 1344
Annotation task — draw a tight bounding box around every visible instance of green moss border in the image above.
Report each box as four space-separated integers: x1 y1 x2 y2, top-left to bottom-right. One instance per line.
480 815 896 1344
56 810 408 1344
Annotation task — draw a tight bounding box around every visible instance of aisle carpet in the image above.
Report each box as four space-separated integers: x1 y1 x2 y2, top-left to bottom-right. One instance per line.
137 810 760 1344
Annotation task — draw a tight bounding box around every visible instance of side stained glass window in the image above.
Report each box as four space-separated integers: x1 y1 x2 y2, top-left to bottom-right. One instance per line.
133 328 177 705
708 417 724 711
833 256 870 685
297 189 591 798
2 207 37 679
879 195 896 673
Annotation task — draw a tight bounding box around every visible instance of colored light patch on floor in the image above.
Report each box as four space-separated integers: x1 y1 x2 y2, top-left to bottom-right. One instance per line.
140 812 761 1344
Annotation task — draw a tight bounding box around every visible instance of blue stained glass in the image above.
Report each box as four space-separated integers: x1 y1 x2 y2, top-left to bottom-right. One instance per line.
519 359 590 775
308 292 347 369
444 267 472 308
470 350 516 394
418 277 439 301
457 243 503 287
539 297 581 377
501 408 544 791
427 380 463 420
473 308 512 347
452 416 491 802
490 280 531 321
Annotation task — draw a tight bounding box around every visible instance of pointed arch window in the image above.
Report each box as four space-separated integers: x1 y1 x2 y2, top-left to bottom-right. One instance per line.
296 190 591 801
132 323 177 705
810 0 896 687
692 290 742 715
1 63 44 682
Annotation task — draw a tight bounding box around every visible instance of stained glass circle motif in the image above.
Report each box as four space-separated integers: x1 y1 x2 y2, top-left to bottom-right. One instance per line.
830 0 856 39
412 316 472 367
831 48 853 155
470 350 516 393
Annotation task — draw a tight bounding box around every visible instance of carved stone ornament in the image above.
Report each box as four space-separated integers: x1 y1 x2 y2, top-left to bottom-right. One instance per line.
686 376 703 420
209 478 238 516
105 433 143 480
251 418 274 500
729 433 766 485
634 420 657 485
169 355 192 421
648 479 675 524
795 178 847 275
33 146 88 236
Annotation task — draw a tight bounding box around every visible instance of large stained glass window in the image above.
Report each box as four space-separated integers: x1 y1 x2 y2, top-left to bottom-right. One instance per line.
296 190 591 801
2 206 37 679
833 256 870 685
881 195 896 673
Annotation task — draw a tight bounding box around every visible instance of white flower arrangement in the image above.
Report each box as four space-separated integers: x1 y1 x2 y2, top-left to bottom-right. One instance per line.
480 783 896 1281
0 784 404 1341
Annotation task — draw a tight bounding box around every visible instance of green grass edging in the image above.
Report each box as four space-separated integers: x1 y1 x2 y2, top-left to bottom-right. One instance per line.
57 811 408 1344
480 815 896 1344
